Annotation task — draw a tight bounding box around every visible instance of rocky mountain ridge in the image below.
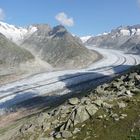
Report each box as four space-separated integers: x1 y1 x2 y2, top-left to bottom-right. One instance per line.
85 25 140 53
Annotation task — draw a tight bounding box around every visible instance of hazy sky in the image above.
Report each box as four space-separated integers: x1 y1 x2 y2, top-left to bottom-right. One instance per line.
0 0 140 36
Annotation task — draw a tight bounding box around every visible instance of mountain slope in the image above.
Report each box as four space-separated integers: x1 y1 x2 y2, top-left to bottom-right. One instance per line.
120 35 140 53
22 25 98 69
0 33 34 67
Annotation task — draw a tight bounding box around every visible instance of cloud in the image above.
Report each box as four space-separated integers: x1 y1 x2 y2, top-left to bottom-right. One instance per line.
0 8 5 20
55 12 74 27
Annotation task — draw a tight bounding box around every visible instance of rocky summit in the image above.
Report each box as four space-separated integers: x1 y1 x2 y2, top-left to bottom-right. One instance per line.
1 65 139 140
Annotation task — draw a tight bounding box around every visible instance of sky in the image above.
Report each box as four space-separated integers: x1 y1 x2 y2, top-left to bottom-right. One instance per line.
0 0 140 36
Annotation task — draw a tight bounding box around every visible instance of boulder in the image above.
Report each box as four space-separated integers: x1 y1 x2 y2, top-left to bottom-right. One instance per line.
73 128 80 134
93 99 104 107
55 132 61 139
85 104 98 116
42 122 51 131
40 137 54 140
117 102 127 108
61 130 72 138
68 97 80 105
125 90 133 97
74 106 90 124
102 102 113 109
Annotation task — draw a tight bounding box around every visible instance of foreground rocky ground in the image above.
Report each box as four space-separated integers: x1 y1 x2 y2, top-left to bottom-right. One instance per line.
0 65 140 140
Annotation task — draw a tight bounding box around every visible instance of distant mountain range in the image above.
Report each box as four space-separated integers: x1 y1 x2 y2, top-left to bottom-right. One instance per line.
84 25 140 53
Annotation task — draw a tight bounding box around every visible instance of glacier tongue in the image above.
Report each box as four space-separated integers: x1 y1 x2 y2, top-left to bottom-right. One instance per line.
0 21 37 44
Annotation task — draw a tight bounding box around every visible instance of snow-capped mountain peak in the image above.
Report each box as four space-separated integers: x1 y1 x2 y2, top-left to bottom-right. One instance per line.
0 21 37 44
80 36 92 43
114 25 140 36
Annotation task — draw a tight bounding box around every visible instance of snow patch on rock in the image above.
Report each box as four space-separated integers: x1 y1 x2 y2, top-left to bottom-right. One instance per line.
120 29 130 36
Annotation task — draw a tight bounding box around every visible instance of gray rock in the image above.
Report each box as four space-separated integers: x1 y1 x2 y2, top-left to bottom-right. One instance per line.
74 106 90 124
120 75 126 80
55 132 61 139
39 137 54 140
102 102 113 109
65 119 73 130
125 90 133 97
20 123 33 133
121 114 127 117
135 75 140 81
68 97 80 105
93 99 103 107
131 88 140 94
84 100 91 105
61 130 72 138
97 115 103 119
96 86 104 94
42 122 51 131
117 87 126 96
117 102 127 108
114 118 120 121
129 73 138 80
73 128 80 134
111 113 119 118
85 104 98 116
61 106 71 114
128 81 135 87
111 113 119 121
51 120 59 127
112 82 122 89
81 97 91 104
88 93 97 100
